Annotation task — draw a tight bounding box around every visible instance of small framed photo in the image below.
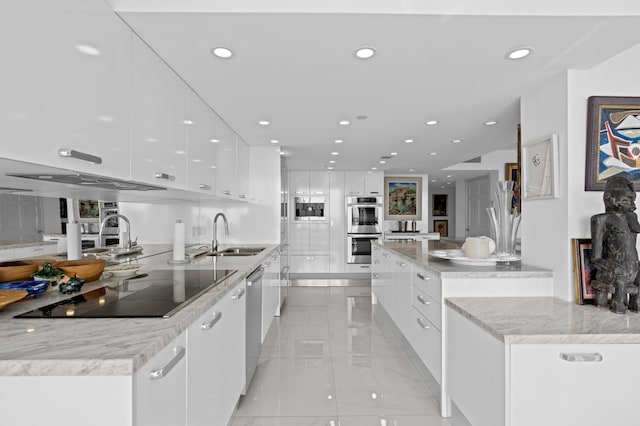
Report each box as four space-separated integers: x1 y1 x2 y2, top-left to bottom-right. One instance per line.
432 194 448 216
572 238 596 305
505 162 520 213
585 96 640 191
433 220 448 237
522 134 559 200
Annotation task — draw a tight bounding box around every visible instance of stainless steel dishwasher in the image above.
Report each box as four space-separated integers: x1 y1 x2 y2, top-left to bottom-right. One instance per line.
243 265 263 394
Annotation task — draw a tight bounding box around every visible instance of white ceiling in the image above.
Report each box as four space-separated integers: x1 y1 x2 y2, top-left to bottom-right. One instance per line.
107 1 640 187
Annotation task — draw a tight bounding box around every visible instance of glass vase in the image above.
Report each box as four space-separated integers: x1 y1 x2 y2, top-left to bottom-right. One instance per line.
486 180 521 257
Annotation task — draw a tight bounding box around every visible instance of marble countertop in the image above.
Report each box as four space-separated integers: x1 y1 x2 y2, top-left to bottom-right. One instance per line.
377 240 552 279
0 240 57 250
0 243 279 377
446 297 640 344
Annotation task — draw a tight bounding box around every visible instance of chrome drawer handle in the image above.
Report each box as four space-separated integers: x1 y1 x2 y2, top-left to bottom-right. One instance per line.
305 256 314 260
239 194 246 199
416 272 430 281
232 288 245 300
223 190 232 195
560 353 603 363
201 311 222 330
416 295 430 305
154 172 175 181
149 346 185 380
199 184 212 190
397 261 406 267
58 148 102 164
416 318 430 330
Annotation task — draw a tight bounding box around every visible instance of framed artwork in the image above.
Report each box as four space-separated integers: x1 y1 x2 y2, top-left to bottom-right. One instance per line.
434 220 448 237
432 194 448 216
505 162 520 212
522 134 559 200
585 96 640 191
572 238 597 305
384 176 422 220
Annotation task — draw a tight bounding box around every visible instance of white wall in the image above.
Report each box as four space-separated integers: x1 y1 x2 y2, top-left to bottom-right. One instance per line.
521 42 640 301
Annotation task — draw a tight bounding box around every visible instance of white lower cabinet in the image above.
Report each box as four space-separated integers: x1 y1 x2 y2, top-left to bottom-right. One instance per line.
187 282 246 426
134 333 187 426
447 306 640 426
290 254 329 273
262 253 280 341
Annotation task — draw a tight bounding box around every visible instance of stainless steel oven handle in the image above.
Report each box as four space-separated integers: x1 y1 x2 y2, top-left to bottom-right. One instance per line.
201 311 222 330
149 346 185 380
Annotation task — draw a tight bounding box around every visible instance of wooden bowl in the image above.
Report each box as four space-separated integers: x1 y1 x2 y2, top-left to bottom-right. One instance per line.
0 259 56 283
54 259 106 282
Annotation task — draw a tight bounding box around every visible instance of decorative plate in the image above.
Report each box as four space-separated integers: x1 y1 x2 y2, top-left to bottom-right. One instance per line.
0 280 49 297
104 264 141 277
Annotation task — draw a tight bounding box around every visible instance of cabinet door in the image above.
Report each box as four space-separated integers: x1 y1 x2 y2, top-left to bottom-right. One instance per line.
345 171 365 196
510 344 640 426
135 333 187 426
329 172 345 272
364 171 384 195
289 171 309 195
391 253 412 334
309 223 330 252
375 250 394 312
215 135 238 198
187 284 246 426
262 254 280 341
309 171 330 195
236 138 250 200
289 223 310 252
1 1 131 177
186 91 217 194
130 35 188 189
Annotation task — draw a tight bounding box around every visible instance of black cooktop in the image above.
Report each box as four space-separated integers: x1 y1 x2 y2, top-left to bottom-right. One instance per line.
14 269 236 319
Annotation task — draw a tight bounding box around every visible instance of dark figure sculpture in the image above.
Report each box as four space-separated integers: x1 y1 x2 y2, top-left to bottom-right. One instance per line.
590 176 640 314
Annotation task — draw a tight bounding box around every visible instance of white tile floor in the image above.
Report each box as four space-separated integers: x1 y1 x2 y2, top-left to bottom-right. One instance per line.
231 285 454 426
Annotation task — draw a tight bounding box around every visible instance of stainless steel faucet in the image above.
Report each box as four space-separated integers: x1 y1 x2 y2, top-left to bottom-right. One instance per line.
212 212 229 252
99 213 131 249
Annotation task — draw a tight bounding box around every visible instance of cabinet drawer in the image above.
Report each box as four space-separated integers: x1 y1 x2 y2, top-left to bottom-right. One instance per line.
290 254 329 273
410 312 442 383
412 265 441 302
411 285 441 331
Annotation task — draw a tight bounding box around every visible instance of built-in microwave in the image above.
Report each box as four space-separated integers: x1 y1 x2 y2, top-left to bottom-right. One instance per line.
293 196 327 221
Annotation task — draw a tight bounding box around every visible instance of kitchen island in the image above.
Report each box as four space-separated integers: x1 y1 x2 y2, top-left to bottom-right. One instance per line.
446 297 640 426
372 240 554 418
0 243 279 426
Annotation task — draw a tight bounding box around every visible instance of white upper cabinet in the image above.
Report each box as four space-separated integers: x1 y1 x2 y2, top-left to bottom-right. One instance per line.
0 0 132 177
186 91 217 194
290 171 330 195
345 171 384 196
236 138 250 201
130 34 188 190
214 128 238 198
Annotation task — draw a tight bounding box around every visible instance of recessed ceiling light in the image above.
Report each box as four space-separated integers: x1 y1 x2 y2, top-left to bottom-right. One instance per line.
379 160 386 164
447 181 452 184
371 167 378 170
75 44 100 56
331 152 339 156
484 121 498 126
280 151 286 156
339 120 350 126
269 139 279 144
258 120 270 126
409 169 414 172
210 165 217 169
404 139 414 144
446 175 452 178
354 47 376 59
390 152 397 156
327 166 334 170
507 47 532 60
209 139 219 143
430 152 438 156
211 47 233 59
431 179 437 182
146 137 158 143
192 159 201 163
440 186 445 189
425 120 438 126
334 139 343 144
451 139 462 143
329 160 336 164
182 120 194 125
176 150 185 155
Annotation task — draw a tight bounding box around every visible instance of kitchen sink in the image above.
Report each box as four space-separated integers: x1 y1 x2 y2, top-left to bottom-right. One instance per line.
207 247 266 257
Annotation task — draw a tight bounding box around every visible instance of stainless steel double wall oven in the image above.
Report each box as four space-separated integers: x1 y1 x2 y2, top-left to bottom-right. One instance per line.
346 196 382 264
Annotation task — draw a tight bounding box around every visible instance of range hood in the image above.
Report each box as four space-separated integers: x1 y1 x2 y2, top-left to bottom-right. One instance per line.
6 172 167 191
